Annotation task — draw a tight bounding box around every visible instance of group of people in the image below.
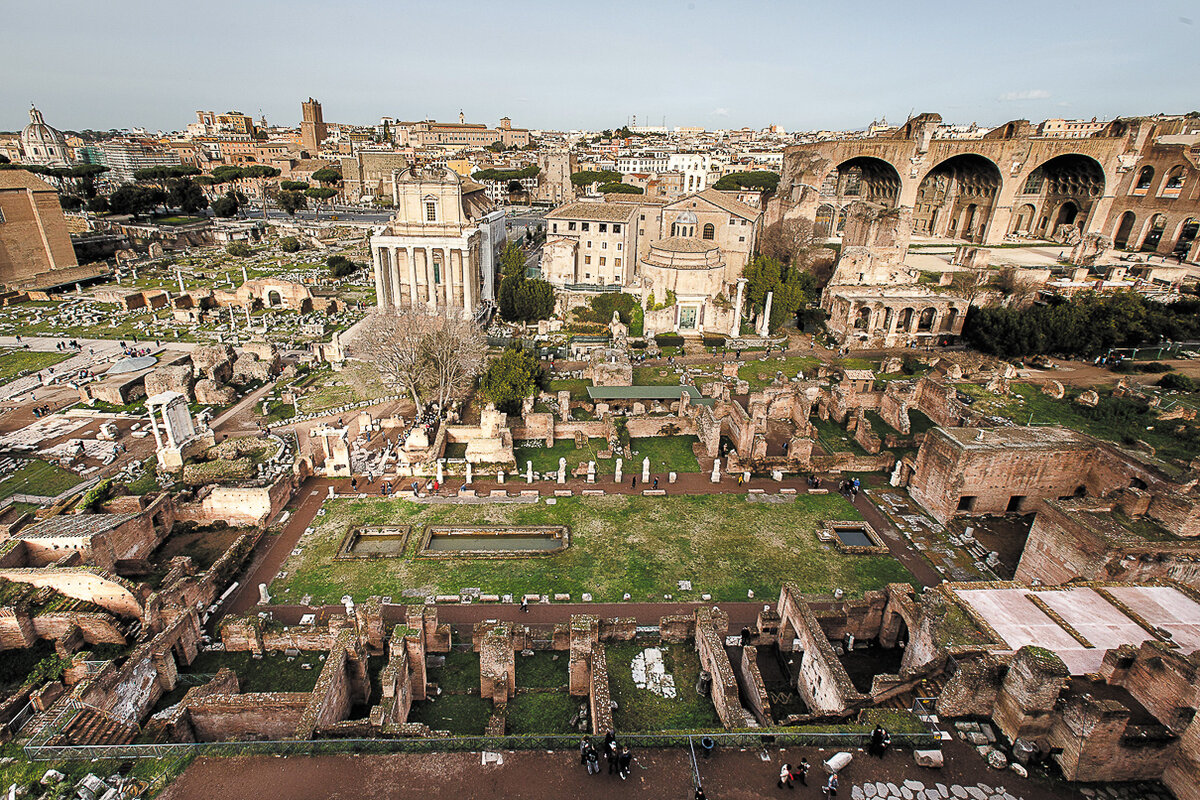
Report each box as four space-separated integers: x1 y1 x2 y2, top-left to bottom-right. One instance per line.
805 475 824 490
778 760 841 796
30 404 55 418
838 477 861 499
578 733 634 780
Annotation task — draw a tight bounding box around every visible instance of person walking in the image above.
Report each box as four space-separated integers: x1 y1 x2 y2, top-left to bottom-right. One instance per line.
777 762 793 790
520 598 529 613
631 476 637 490
605 733 619 775
823 772 839 798
793 759 809 786
585 743 600 775
653 477 659 490
617 746 632 780
579 737 590 766
869 724 890 758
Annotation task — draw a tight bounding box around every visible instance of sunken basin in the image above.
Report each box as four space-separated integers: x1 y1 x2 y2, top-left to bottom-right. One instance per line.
817 520 887 554
335 526 412 560
417 525 569 559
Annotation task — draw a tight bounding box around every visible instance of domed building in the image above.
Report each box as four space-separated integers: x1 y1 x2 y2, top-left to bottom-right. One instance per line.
19 105 71 167
639 236 737 335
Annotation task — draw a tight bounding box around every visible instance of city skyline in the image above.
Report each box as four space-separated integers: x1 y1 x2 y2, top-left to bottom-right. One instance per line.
4 0 1197 133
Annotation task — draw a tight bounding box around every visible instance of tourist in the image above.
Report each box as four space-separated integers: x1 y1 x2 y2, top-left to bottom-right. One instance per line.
585 743 600 775
823 772 838 798
695 789 707 800
605 733 619 774
520 598 528 613
869 724 890 758
792 759 809 786
737 474 744 486
778 762 793 790
579 736 590 766
653 477 659 490
350 478 358 492
617 746 632 780
631 476 637 490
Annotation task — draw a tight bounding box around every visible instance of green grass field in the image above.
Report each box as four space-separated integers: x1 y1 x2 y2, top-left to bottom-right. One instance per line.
269 494 912 605
738 355 820 390
0 460 82 501
0 350 70 384
607 643 721 731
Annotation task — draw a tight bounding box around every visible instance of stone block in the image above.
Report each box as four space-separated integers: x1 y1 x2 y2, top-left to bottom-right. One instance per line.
914 750 943 768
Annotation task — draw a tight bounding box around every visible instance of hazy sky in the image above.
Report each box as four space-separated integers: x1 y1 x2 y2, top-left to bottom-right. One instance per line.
4 0 1197 134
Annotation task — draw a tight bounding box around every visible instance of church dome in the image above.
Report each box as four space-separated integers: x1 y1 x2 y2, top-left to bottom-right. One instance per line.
20 106 69 166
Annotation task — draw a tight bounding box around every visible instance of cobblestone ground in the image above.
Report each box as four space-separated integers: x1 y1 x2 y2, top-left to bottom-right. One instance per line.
867 488 998 582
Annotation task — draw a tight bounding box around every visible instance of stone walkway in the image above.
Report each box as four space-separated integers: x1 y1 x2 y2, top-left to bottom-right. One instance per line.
849 780 1022 800
867 488 997 582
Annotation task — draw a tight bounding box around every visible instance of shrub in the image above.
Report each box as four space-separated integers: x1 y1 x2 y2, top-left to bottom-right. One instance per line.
279 236 301 253
1159 372 1199 392
702 335 726 348
655 333 684 347
226 242 252 257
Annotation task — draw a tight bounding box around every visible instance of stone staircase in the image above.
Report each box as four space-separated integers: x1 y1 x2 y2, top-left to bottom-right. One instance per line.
47 707 138 746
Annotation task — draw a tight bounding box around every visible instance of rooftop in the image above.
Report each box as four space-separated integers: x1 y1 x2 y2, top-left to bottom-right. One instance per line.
935 425 1090 451
18 512 143 541
0 170 57 192
586 385 713 405
544 201 637 223
951 583 1200 674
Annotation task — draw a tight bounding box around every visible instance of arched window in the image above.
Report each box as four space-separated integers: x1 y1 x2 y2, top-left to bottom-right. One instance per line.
702 223 715 240
1133 166 1154 195
1161 166 1186 197
1021 168 1044 195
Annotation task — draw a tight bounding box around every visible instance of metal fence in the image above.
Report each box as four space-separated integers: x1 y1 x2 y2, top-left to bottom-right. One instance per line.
25 727 939 763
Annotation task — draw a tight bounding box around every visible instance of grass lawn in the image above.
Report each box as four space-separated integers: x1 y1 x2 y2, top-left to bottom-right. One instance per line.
296 362 389 415
0 350 69 384
507 691 578 734
514 437 612 475
810 417 867 456
547 377 592 401
632 366 685 386
0 460 82 501
517 650 569 688
269 494 912 604
630 435 701 473
607 643 721 732
179 650 323 693
738 355 819 390
956 381 1200 466
408 693 492 735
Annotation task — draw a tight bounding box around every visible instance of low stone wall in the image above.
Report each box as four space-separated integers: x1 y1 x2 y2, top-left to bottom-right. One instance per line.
739 645 772 725
589 643 613 736
187 692 309 741
694 607 743 729
0 569 142 619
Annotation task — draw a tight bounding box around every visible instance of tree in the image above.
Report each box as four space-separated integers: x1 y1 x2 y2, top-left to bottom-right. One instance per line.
210 165 246 184
570 170 622 187
713 170 780 194
168 178 208 214
311 167 342 186
107 184 162 219
598 182 642 194
758 218 822 267
515 279 555 321
304 186 338 217
499 241 526 279
742 254 820 333
58 195 83 211
242 164 281 218
355 308 485 410
226 242 252 257
327 255 359 277
211 193 240 218
277 190 307 216
479 345 543 414
280 180 309 191
280 237 301 253
86 195 109 213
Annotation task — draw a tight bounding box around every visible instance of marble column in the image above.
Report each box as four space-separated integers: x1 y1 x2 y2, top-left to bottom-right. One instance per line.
730 278 746 337
460 248 473 317
406 247 418 308
389 247 403 309
373 247 386 308
423 248 436 310
444 247 456 311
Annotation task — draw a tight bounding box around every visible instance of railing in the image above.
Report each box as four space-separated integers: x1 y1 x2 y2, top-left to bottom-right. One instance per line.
25 728 940 762
8 700 37 735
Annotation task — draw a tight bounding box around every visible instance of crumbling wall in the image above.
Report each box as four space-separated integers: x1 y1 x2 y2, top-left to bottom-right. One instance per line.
1051 692 1176 782
694 607 744 728
738 645 772 725
589 643 612 735
993 645 1070 745
187 693 308 741
776 583 867 714
295 630 369 739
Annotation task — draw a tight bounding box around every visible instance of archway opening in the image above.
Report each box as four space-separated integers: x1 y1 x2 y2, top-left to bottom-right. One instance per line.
854 306 871 330
267 290 283 307
1011 203 1036 235
1113 211 1137 250
1142 214 1167 252
917 307 936 332
1020 154 1105 241
1174 218 1198 260
1133 166 1154 196
1053 202 1079 231
913 154 1003 243
815 204 835 238
829 157 902 208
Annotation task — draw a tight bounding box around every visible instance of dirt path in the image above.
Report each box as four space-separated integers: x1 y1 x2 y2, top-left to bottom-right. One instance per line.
160 741 1087 800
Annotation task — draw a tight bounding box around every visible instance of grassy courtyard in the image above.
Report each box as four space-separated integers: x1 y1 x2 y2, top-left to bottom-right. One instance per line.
607 643 721 731
0 460 82 501
269 493 912 604
0 350 70 384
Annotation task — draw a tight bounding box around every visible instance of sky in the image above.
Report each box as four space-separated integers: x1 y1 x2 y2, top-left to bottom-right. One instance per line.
3 0 1198 134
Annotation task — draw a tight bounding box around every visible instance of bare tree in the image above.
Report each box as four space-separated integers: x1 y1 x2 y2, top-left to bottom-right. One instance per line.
758 217 821 266
425 314 486 411
352 308 484 411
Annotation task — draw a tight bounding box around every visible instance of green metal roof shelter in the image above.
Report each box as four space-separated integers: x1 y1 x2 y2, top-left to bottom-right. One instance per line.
585 385 714 406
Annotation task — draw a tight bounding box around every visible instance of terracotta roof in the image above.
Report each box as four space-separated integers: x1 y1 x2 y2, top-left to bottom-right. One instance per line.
0 170 56 192
544 201 637 223
651 236 720 254
668 188 759 220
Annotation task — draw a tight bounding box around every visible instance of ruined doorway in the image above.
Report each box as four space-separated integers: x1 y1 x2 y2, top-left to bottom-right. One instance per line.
1142 214 1167 252
1113 211 1137 250
267 290 283 307
1053 202 1079 231
1173 218 1198 259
